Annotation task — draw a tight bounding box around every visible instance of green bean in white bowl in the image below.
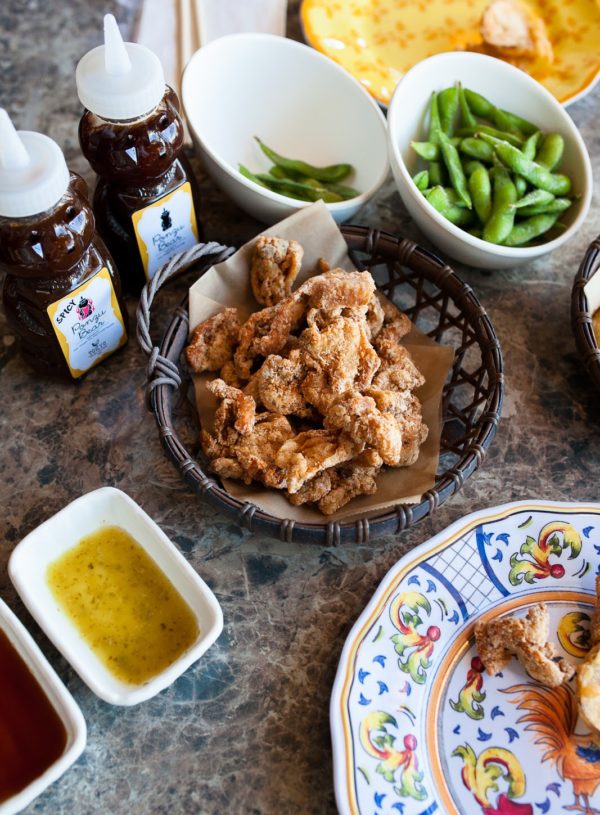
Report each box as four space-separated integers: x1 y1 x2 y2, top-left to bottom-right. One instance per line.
387 52 592 269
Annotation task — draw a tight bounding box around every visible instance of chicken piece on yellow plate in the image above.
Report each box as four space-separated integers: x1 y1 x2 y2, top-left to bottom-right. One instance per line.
577 576 600 734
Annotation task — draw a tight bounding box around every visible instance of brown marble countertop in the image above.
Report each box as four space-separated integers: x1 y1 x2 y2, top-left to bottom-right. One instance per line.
1 1 600 813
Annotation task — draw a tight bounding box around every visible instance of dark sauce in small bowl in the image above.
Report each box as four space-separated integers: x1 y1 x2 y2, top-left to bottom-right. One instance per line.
0 628 67 803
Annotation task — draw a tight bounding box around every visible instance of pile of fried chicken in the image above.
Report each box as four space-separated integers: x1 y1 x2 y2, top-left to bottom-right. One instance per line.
184 236 428 516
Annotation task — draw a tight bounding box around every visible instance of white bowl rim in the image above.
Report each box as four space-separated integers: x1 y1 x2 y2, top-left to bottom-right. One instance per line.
8 486 224 706
182 32 390 211
0 599 86 815
388 51 593 258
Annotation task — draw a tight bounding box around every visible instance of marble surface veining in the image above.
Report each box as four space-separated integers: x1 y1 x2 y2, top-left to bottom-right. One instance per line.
1 1 600 813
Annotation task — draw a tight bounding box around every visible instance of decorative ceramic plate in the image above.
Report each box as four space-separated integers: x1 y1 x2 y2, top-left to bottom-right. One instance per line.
301 0 600 107
330 501 600 815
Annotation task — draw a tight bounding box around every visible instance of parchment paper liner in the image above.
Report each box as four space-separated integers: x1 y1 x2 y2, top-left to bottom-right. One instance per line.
188 202 454 523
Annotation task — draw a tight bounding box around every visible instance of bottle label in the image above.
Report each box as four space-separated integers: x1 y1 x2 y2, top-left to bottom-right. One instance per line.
46 268 127 379
131 181 200 282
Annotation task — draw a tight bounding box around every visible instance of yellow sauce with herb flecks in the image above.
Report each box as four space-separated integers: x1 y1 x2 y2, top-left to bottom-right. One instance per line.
47 526 199 685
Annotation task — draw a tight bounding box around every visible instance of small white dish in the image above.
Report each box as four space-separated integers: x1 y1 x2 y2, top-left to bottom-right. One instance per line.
182 33 389 225
9 487 223 706
387 52 593 269
0 599 86 815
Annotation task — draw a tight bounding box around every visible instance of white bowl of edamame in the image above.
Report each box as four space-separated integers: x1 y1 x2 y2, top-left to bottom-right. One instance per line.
182 33 389 225
388 51 592 269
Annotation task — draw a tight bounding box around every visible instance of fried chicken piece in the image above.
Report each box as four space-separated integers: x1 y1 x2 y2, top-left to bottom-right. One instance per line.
185 308 241 373
220 359 243 388
373 301 412 363
364 387 428 465
577 647 600 735
589 576 600 648
300 269 376 311
234 296 305 379
372 347 425 391
366 387 416 417
242 373 261 404
576 577 600 733
300 314 380 398
275 429 363 494
250 236 303 307
397 411 429 466
287 471 332 506
366 293 385 339
202 412 295 487
255 353 315 418
207 378 257 437
480 0 552 64
481 0 533 52
474 604 575 687
324 392 403 466
318 450 382 515
381 299 412 337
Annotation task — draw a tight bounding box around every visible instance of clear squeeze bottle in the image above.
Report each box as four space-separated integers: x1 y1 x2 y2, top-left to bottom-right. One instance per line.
0 110 128 380
76 14 202 292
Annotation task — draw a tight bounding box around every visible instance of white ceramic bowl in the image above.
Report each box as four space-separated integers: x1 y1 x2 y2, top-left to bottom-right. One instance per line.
9 487 223 706
182 33 389 224
0 600 86 815
388 52 593 269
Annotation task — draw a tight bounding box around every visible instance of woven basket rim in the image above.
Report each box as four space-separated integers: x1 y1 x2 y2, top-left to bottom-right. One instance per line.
571 235 600 389
145 225 504 544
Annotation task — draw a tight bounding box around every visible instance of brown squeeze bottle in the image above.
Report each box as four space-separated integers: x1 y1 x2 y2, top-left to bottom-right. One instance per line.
76 14 202 293
0 109 128 380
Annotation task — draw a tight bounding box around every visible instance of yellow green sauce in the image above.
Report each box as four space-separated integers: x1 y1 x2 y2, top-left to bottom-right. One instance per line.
47 526 199 685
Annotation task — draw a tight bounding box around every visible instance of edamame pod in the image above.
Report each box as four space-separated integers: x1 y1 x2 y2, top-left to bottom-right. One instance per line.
483 167 517 244
468 166 492 224
438 87 459 136
458 83 477 128
239 164 304 200
460 138 494 162
464 88 495 119
443 205 475 227
438 130 472 208
503 213 561 246
536 133 565 171
458 125 524 148
411 139 461 161
413 170 430 191
428 162 446 186
510 189 555 210
426 185 451 212
514 177 527 197
428 92 442 145
477 133 572 196
493 108 538 137
464 160 487 176
522 131 542 161
493 108 525 137
255 138 352 182
517 197 573 216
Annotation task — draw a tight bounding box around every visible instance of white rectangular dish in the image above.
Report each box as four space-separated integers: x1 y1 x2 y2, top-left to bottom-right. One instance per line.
0 599 86 815
9 487 223 706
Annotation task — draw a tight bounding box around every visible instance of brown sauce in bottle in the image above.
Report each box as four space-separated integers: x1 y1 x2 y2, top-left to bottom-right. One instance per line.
0 628 68 803
0 172 128 380
79 87 202 293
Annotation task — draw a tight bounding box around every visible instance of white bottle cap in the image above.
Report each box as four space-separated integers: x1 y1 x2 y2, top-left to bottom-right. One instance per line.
0 109 70 218
76 14 166 121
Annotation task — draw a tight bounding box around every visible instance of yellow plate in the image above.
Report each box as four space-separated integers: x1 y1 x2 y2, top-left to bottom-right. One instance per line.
301 0 600 106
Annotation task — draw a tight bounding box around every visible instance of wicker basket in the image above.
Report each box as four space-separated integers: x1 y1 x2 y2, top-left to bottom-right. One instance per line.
572 235 600 389
137 226 503 545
